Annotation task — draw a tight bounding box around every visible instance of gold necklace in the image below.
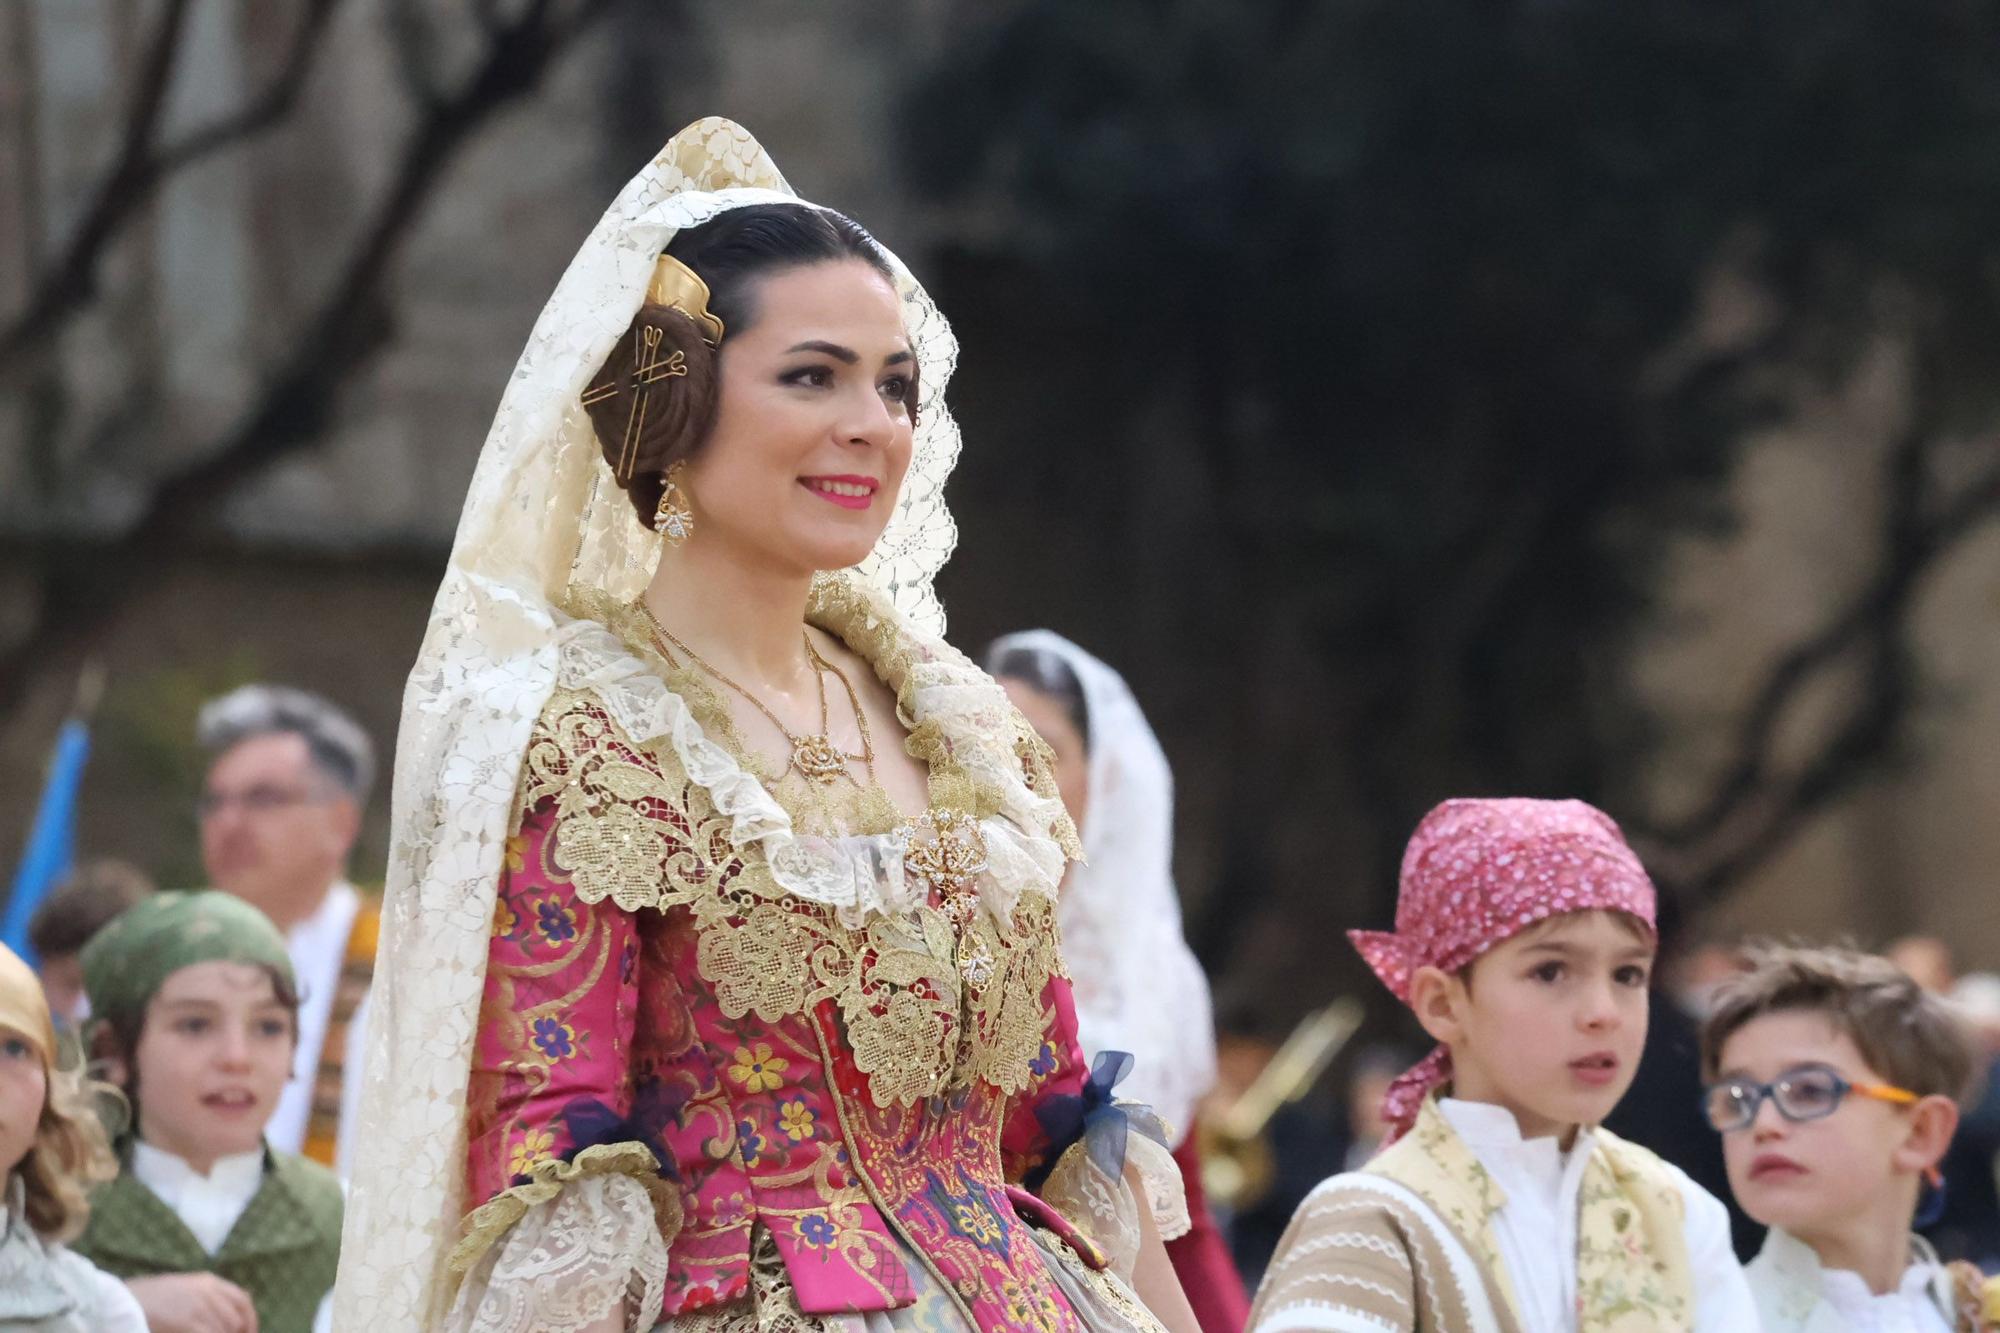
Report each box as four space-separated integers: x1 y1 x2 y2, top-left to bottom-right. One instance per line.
639 606 874 785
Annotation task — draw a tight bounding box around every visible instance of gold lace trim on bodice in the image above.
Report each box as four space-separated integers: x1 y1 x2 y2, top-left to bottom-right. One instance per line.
517 583 1074 1108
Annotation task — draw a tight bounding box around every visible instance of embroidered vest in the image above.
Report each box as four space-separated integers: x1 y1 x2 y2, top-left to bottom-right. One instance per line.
1367 1098 1693 1332
303 899 377 1167
75 1147 343 1333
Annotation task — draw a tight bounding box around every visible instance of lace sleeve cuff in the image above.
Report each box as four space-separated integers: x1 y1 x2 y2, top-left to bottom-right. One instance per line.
1125 1129 1191 1242
1038 1120 1190 1280
446 1145 680 1333
449 1139 679 1273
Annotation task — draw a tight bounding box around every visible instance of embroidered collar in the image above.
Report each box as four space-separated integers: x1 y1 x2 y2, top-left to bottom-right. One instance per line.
556 572 1079 928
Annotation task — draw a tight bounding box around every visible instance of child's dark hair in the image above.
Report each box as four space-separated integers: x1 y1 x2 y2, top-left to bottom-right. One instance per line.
27 860 152 961
582 202 910 527
1700 942 1975 1102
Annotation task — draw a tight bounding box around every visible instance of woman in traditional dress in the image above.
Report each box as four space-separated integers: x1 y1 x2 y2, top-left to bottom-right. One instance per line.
332 120 1199 1333
985 633 1248 1333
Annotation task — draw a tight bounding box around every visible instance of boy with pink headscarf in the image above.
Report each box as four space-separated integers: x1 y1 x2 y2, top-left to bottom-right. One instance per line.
1248 798 1756 1333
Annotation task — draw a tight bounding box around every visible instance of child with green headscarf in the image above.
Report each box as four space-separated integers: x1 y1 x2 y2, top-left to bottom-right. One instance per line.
74 890 343 1333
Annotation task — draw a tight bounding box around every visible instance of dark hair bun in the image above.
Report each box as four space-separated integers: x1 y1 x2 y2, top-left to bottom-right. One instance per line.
582 303 720 525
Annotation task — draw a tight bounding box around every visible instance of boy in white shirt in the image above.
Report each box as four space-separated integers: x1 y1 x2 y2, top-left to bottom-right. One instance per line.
1702 944 1994 1332
1249 798 1757 1333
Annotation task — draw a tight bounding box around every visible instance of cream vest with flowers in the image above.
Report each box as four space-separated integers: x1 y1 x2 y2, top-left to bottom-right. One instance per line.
1369 1097 1693 1332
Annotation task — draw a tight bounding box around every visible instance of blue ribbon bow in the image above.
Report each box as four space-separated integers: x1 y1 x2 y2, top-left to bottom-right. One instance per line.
1028 1049 1135 1193
526 1084 685 1188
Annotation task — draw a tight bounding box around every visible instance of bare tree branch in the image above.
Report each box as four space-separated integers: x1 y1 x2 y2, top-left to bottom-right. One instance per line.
0 0 621 711
1637 431 2000 907
0 0 344 371
384 0 450 110
151 0 343 174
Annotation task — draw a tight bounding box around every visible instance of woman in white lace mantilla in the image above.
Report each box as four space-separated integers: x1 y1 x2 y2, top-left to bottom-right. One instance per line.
985 632 1247 1332
332 119 1199 1333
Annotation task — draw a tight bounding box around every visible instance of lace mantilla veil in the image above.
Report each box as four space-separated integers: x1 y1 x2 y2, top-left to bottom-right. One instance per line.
986 632 1217 1144
333 118 963 1328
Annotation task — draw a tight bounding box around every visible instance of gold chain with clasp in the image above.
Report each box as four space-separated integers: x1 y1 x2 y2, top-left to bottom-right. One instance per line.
638 603 874 785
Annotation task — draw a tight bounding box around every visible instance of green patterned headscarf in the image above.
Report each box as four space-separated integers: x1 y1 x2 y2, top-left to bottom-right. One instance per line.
81 890 295 1040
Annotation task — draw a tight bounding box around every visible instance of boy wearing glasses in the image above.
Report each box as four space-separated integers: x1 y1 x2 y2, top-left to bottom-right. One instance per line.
1701 943 1993 1331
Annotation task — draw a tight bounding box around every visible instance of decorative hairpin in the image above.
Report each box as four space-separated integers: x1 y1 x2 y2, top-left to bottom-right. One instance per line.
579 254 725 482
582 326 686 481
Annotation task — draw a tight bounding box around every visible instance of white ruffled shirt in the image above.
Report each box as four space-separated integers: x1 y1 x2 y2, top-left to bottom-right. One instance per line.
0 1175 146 1332
130 1141 334 1333
1748 1227 1956 1333
1438 1099 1759 1333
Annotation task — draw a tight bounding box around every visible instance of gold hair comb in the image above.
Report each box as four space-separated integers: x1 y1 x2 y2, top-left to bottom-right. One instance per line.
646 253 725 347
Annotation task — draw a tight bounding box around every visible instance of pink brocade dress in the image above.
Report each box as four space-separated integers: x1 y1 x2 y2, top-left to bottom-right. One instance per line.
449 593 1172 1333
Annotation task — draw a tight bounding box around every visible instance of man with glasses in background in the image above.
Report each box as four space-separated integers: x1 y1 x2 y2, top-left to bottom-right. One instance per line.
197 685 378 1175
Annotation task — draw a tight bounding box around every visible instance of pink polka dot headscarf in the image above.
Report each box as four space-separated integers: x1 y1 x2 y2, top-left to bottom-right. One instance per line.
1350 797 1658 1142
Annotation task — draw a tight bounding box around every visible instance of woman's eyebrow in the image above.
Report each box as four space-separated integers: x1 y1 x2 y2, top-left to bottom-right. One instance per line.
785 340 858 363
783 341 915 368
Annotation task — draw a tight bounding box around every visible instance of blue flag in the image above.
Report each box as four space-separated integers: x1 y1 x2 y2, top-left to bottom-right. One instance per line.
3 718 92 963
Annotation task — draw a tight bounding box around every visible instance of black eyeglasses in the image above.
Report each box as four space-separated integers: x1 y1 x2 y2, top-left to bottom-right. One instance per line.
1700 1063 1918 1133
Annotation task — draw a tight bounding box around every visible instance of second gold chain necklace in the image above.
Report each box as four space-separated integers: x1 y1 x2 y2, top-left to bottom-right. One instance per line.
638 604 875 786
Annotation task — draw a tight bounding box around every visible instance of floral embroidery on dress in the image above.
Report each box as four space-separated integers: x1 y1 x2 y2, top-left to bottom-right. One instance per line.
778 1100 816 1142
531 1017 578 1062
536 899 579 943
728 1043 788 1093
736 1119 767 1167
508 1126 554 1177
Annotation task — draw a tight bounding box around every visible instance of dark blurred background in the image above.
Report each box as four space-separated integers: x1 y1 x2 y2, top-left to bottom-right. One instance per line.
4 0 1999 1067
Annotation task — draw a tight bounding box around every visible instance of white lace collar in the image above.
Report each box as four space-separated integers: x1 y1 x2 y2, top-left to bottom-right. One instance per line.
554 573 1075 927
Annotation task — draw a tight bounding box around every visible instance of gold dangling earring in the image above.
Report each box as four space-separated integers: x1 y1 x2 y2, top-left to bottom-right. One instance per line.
653 461 694 544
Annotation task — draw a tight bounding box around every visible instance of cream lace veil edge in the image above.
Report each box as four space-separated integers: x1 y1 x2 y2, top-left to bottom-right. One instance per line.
985 631 1218 1144
332 118 963 1328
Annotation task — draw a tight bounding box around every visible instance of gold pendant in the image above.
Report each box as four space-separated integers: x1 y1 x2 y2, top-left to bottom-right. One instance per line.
903 810 989 900
903 810 997 993
958 938 996 993
791 735 848 784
